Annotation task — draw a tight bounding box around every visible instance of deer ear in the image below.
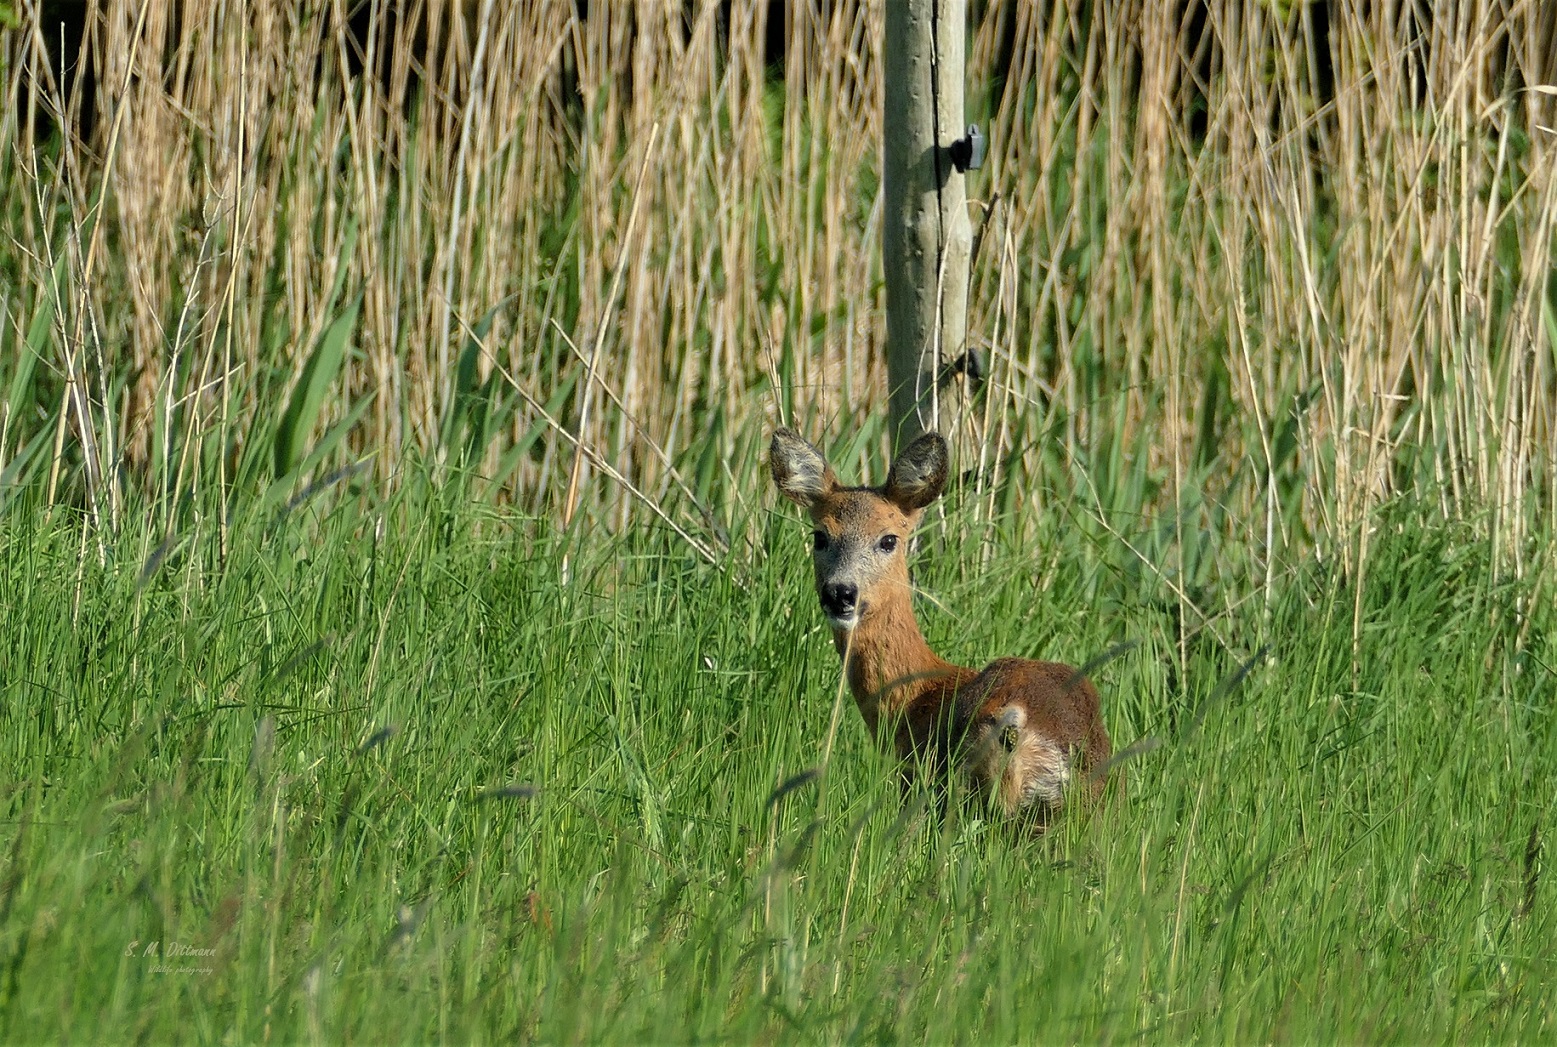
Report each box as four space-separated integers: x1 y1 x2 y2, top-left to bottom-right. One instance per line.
770 429 837 509
883 432 948 512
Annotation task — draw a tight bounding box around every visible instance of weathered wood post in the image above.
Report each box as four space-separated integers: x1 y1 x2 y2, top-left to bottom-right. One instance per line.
882 0 971 448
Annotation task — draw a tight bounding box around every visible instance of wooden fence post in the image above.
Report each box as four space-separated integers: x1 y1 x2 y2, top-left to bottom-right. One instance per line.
882 0 970 448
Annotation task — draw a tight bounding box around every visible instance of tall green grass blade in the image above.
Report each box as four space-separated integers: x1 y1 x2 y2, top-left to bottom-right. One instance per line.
442 301 507 463
261 392 375 517
0 426 51 515
5 296 48 426
273 297 361 479
487 371 578 498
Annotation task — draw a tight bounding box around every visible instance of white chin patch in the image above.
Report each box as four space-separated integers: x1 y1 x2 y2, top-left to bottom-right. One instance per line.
825 613 859 631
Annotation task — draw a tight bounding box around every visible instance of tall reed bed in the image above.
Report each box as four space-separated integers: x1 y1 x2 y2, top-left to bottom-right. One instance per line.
1 1 1553 571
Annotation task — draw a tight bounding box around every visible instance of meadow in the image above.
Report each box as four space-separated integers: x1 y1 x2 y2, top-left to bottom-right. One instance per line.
2 0 1556 1042
2 475 1553 1042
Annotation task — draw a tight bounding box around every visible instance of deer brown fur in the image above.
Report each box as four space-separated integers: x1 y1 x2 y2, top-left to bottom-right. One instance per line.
769 428 1111 821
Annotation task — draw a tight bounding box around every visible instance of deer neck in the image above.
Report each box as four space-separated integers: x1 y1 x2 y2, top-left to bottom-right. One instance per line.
831 585 964 737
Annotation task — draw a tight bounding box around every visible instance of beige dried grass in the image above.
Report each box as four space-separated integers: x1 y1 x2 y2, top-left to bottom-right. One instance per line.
1 0 1552 580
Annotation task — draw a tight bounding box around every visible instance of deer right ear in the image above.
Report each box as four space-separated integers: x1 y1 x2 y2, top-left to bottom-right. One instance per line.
883 431 949 511
770 429 837 509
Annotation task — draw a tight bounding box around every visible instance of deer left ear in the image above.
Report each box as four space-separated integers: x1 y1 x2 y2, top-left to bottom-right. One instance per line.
883 432 948 512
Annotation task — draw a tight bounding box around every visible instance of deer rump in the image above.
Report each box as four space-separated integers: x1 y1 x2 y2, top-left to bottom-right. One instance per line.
951 658 1110 818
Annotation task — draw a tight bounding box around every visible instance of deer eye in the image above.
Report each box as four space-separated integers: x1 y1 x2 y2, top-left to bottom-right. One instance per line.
812 530 830 551
878 534 899 553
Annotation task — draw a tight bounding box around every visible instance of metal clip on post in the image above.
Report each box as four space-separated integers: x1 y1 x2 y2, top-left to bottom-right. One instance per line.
949 124 986 172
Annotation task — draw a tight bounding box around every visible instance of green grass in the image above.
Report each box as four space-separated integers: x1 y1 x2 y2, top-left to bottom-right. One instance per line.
4 7 1553 1041
1 466 1553 1043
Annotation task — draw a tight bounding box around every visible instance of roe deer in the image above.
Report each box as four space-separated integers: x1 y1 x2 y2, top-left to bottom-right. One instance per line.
769 428 1111 821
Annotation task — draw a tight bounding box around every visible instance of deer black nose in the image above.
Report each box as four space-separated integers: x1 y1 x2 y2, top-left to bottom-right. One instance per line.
821 583 858 617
